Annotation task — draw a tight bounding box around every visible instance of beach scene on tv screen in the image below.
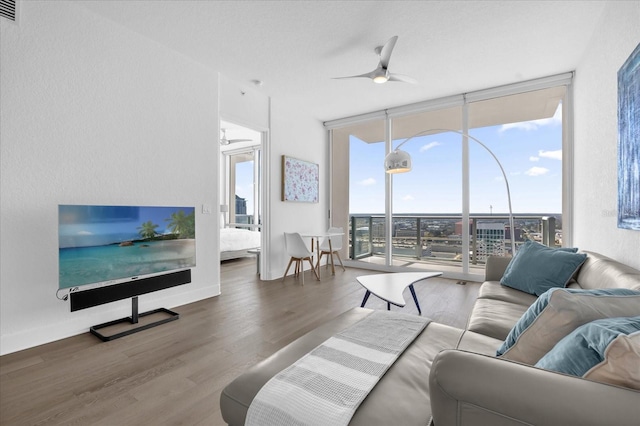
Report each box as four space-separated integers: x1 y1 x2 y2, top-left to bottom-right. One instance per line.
59 205 196 289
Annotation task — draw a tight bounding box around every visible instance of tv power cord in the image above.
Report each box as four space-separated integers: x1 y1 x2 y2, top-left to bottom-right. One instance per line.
56 287 79 301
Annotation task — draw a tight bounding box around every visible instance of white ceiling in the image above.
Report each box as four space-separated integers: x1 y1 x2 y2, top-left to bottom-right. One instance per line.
80 0 607 122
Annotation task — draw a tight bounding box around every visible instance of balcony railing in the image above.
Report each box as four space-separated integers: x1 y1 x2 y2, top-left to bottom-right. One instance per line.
229 214 261 230
349 214 559 267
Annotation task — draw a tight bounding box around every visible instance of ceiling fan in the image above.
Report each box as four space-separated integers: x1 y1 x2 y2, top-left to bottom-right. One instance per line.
220 128 252 145
333 36 417 84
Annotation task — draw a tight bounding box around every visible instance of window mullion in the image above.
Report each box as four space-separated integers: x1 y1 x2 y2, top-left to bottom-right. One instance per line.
462 102 470 275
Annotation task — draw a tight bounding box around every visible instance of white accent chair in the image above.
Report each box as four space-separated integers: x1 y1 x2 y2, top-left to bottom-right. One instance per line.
283 232 319 285
318 227 346 273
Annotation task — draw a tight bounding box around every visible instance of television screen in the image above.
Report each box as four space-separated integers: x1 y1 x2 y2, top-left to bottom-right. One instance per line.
59 205 196 290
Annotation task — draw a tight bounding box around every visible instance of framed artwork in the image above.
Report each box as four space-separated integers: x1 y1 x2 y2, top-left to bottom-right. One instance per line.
282 155 319 203
617 43 640 230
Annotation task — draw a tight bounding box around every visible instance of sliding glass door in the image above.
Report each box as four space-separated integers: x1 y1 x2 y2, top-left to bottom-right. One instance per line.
220 120 262 231
389 107 464 271
230 152 258 226
329 75 571 280
331 119 387 262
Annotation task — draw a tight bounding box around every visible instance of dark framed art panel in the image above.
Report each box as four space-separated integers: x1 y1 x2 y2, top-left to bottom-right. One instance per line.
281 155 319 203
618 43 640 231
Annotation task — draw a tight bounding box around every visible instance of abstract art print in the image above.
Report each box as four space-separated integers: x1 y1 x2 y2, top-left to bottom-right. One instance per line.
618 42 640 230
282 155 319 203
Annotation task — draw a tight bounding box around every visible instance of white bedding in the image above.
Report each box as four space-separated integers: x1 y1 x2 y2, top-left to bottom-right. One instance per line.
220 227 261 252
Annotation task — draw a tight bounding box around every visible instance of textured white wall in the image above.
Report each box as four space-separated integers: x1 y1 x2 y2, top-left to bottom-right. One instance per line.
266 100 328 281
0 2 220 354
217 75 328 281
573 1 640 269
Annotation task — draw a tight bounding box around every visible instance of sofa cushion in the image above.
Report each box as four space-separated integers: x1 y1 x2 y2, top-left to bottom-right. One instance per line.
535 317 640 389
456 329 503 356
477 281 538 307
577 251 640 291
497 288 640 365
500 241 587 296
466 298 530 341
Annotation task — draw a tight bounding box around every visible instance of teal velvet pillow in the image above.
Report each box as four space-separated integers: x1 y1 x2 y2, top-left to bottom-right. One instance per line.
535 316 640 377
500 240 587 296
496 288 640 360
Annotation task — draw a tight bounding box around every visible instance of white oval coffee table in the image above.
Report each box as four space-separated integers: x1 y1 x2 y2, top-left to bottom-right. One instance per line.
357 272 443 315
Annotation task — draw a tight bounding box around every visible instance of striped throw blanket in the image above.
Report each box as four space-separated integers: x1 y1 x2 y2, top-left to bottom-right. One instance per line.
246 310 430 426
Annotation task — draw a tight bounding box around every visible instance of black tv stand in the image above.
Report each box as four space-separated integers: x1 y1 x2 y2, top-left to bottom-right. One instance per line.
69 269 190 341
89 296 179 342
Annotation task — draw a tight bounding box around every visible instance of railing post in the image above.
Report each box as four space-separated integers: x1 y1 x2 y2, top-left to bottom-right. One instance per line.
542 216 556 247
369 215 374 256
350 216 355 259
416 217 422 259
471 218 477 264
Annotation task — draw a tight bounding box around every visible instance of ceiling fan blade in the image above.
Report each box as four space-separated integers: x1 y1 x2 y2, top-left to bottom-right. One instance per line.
388 73 418 84
220 128 253 145
332 70 378 80
333 36 404 84
379 36 398 69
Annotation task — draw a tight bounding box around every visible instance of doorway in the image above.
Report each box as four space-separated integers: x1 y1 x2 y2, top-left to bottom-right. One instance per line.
219 120 263 276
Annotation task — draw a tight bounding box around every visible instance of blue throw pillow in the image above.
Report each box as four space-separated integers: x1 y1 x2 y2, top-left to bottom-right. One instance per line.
500 240 587 296
496 288 640 359
501 240 578 279
535 316 640 377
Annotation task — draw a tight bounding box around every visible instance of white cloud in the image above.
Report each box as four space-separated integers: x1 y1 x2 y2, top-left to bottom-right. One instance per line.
78 231 93 235
419 141 441 152
529 156 540 162
402 195 415 201
538 149 562 160
358 177 376 186
500 122 538 132
525 166 550 176
499 103 562 133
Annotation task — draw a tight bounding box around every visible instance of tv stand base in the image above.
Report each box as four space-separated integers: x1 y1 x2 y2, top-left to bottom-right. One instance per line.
89 296 179 342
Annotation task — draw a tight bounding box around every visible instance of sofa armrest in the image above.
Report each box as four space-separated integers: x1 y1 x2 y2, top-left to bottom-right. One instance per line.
484 256 511 282
429 349 640 426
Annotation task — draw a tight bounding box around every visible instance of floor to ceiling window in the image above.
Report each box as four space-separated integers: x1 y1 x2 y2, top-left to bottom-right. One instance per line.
331 119 386 261
328 74 572 280
220 121 262 230
390 106 464 272
232 153 255 225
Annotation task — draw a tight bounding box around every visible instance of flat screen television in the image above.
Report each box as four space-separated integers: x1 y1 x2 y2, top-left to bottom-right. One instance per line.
59 204 196 290
59 204 196 341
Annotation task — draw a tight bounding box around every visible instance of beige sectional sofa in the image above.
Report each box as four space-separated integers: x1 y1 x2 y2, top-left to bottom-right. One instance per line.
220 250 640 425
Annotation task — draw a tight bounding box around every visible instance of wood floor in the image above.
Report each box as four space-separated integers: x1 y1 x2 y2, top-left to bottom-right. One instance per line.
0 259 479 426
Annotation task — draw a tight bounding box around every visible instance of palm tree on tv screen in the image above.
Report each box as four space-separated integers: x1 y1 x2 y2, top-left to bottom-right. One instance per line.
137 221 159 240
166 210 195 239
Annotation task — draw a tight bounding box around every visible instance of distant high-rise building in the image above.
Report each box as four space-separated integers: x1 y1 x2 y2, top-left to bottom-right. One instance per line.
235 194 247 215
476 222 506 261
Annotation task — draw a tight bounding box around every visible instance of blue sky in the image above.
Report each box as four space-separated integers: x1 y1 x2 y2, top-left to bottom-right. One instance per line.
350 106 563 214
235 161 255 214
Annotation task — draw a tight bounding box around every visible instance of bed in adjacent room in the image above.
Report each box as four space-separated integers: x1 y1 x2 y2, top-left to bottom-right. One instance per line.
220 227 261 261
